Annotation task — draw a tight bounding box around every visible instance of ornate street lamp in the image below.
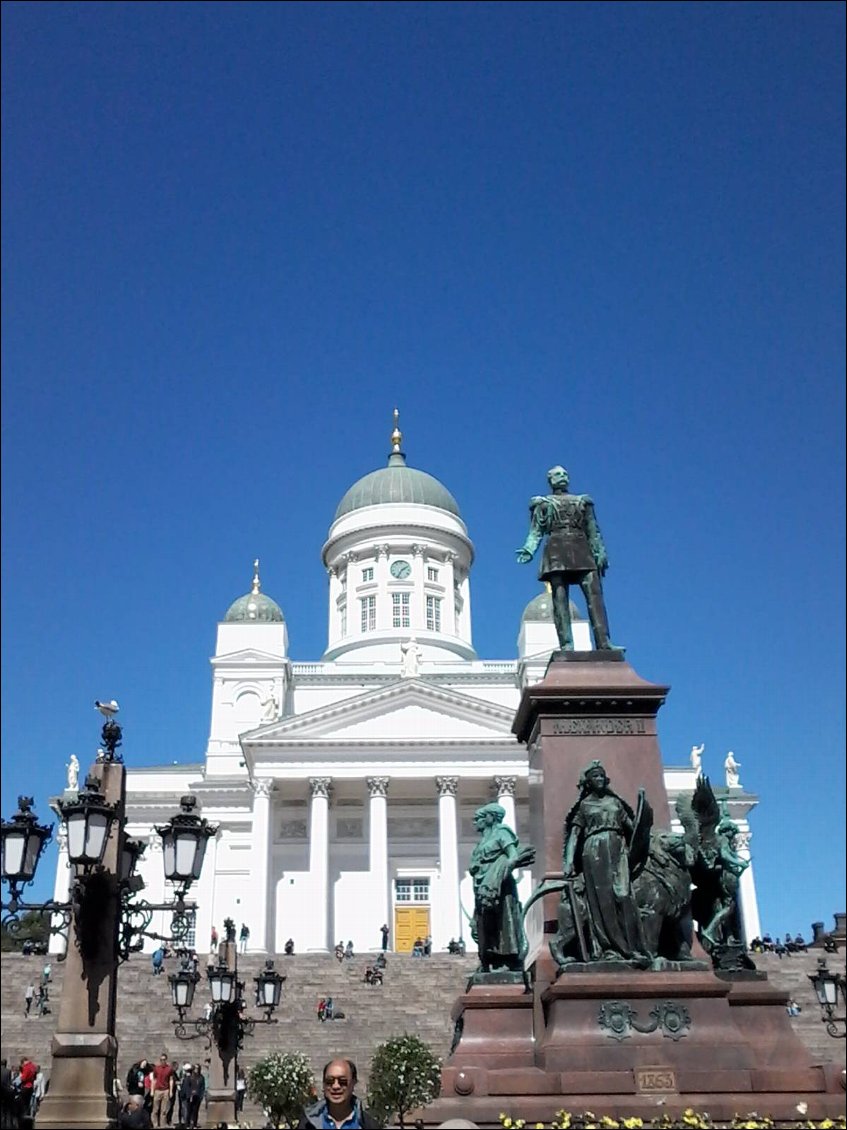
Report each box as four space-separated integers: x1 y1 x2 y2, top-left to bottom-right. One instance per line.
808 958 847 1038
169 968 200 1016
0 709 221 1130
57 775 118 868
119 837 146 884
208 958 239 1005
169 920 282 1061
255 959 286 1013
156 795 217 885
0 796 53 885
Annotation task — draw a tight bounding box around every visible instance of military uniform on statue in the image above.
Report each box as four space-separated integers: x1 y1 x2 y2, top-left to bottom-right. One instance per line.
426 464 846 1127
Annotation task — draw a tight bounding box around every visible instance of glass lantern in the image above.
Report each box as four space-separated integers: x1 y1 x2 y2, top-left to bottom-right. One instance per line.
254 961 285 1010
57 781 116 867
155 796 218 884
0 798 53 883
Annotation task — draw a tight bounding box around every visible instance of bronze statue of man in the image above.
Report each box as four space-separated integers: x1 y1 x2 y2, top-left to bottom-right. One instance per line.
516 465 621 651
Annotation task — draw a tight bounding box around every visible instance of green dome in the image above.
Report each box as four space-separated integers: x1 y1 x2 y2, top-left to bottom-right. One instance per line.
521 591 584 622
223 562 284 622
334 452 461 520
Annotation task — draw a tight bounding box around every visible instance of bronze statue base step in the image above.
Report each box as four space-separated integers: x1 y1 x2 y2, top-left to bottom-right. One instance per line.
466 970 528 988
558 958 710 974
548 649 626 664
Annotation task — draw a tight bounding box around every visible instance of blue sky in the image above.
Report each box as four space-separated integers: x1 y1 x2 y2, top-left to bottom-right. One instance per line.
2 1 844 937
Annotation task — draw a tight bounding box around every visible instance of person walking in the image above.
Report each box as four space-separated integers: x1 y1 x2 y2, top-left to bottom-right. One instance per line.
41 961 52 985
210 925 218 950
239 923 250 953
180 1065 205 1130
36 984 51 1016
175 1064 192 1128
235 1068 247 1116
150 1053 174 1127
380 923 389 952
24 983 35 1016
17 1058 37 1123
32 1067 47 1118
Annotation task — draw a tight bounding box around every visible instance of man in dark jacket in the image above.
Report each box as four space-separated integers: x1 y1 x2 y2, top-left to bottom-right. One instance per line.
298 1059 381 1129
179 1065 205 1129
126 1060 149 1098
119 1095 153 1128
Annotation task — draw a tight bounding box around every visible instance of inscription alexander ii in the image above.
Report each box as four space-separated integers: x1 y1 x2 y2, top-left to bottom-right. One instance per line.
551 717 649 736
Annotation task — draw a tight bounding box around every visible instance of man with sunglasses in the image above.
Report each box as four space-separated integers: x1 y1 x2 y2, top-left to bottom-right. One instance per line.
298 1058 382 1129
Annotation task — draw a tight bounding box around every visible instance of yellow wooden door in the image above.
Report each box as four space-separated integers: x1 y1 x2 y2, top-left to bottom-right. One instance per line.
394 907 430 953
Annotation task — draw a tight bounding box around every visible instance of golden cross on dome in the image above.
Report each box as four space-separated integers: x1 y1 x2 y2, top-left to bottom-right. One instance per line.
390 407 403 454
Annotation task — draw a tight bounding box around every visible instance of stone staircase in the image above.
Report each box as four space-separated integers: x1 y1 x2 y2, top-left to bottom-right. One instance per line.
1 949 477 1124
752 948 847 1066
2 946 844 1125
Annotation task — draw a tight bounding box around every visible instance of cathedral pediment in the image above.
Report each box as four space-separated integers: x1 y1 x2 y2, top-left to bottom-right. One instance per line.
242 679 516 744
211 648 288 666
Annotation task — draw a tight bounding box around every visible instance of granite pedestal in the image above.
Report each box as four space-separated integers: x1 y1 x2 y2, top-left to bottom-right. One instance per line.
425 654 846 1126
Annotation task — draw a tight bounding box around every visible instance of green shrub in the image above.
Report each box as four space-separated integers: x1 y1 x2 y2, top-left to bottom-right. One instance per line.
366 1034 441 1128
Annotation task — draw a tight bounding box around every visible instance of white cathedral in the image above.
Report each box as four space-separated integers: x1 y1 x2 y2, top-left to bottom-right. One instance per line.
51 420 762 956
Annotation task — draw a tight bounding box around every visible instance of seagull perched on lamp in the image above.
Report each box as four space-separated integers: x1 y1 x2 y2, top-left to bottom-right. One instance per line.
95 699 120 719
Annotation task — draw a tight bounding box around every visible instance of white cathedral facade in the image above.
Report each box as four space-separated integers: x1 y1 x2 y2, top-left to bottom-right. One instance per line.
51 424 762 955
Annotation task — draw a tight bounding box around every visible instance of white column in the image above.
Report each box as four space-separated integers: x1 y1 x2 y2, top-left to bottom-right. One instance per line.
442 551 457 636
342 552 359 637
436 776 461 948
194 826 220 958
308 777 332 951
49 825 71 956
328 567 342 644
412 543 427 631
459 573 472 645
146 838 167 951
367 777 390 929
375 544 391 631
736 829 761 945
493 776 517 832
248 779 273 952
493 775 531 904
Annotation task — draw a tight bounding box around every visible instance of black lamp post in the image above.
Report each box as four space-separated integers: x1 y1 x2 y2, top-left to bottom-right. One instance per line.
0 711 219 1128
808 958 847 1038
166 917 284 1124
168 929 285 1041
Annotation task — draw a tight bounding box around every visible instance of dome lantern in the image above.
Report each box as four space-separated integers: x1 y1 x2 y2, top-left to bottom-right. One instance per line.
223 559 285 623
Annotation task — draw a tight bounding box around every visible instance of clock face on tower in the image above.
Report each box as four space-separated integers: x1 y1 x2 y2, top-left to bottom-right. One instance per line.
390 560 412 580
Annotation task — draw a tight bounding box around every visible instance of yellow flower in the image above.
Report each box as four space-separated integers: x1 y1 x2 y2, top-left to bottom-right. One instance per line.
622 1120 644 1129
